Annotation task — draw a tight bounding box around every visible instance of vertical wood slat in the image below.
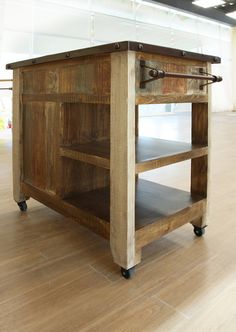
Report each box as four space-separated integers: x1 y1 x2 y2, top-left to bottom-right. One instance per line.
12 69 28 203
191 97 209 227
191 102 208 197
110 51 139 269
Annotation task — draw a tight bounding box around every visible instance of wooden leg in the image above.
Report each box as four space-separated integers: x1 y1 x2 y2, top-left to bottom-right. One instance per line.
12 69 29 203
191 103 208 228
110 51 140 269
192 217 205 228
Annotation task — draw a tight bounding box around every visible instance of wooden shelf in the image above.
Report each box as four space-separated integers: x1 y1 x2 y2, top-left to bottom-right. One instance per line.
64 179 205 232
22 179 205 247
60 137 208 173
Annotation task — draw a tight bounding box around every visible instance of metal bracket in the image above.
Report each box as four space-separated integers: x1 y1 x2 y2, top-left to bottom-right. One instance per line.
140 60 222 89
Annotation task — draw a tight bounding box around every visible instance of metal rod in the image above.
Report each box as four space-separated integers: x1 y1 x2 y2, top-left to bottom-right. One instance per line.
140 60 223 89
149 69 222 83
0 88 12 90
0 79 13 82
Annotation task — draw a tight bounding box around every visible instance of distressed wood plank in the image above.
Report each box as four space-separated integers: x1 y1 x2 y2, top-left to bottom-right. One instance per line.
23 102 62 194
22 93 110 105
136 93 208 105
136 53 208 104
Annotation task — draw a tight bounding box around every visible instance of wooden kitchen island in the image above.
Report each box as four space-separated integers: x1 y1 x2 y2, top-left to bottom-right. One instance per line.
7 41 222 278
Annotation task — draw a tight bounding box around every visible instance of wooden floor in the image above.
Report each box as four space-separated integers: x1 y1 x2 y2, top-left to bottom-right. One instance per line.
0 112 236 332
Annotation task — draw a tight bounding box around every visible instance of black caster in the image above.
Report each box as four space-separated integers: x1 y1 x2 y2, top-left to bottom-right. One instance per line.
121 266 135 279
17 201 28 212
193 225 206 237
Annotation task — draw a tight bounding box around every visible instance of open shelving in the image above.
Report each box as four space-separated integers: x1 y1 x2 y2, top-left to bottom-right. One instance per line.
60 137 208 173
64 179 206 240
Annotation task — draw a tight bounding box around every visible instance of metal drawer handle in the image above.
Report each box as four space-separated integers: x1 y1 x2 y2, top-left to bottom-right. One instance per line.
140 60 222 89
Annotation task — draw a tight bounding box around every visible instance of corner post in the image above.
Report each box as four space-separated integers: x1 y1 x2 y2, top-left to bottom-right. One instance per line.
110 51 140 269
191 63 211 228
12 69 28 203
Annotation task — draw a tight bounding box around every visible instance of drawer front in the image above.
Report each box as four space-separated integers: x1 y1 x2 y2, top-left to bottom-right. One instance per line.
136 53 208 104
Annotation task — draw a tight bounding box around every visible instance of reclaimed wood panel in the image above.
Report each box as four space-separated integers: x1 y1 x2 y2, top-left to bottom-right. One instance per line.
23 102 46 189
22 55 110 99
59 102 110 198
23 102 61 194
136 52 208 104
59 159 109 198
61 103 110 145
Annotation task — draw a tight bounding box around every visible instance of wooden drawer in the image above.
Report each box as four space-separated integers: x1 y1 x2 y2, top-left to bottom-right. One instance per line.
135 53 208 104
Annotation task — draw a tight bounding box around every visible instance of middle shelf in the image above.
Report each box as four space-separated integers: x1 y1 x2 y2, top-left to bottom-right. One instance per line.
60 137 208 173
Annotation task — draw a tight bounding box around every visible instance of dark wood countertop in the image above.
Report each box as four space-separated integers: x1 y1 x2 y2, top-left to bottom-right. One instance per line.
6 41 221 69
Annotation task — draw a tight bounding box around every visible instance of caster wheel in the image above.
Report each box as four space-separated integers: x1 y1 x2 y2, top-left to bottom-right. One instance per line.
121 266 135 279
17 201 27 212
193 225 206 237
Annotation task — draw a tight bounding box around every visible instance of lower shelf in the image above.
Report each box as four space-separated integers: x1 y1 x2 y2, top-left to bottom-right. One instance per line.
22 179 206 248
65 179 205 229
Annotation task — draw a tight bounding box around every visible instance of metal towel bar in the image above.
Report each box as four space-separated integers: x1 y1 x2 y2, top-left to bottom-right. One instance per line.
140 60 222 89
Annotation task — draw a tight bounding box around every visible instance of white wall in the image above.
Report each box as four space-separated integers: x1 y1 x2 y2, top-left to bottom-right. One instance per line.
0 0 233 116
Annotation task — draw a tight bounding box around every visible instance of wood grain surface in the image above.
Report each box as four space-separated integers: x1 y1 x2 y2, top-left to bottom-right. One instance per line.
136 53 208 104
110 51 137 269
